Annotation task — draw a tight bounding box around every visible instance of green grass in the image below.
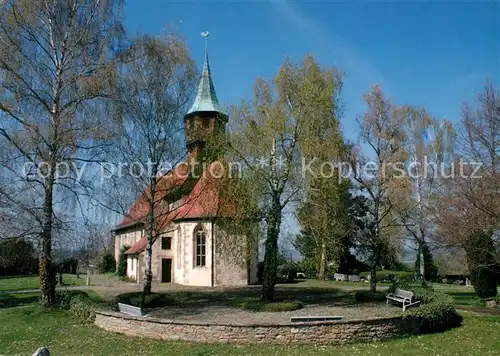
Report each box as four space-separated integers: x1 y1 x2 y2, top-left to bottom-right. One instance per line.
446 292 484 307
431 283 500 307
0 274 85 292
0 290 104 309
0 293 40 308
238 298 304 312
0 304 499 355
360 270 415 282
283 279 391 289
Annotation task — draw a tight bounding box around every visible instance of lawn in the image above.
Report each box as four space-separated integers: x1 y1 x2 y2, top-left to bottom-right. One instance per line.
281 279 391 290
0 304 499 355
0 274 86 292
293 279 497 307
431 283 500 307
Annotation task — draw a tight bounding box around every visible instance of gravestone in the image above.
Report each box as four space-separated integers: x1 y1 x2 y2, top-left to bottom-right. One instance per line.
348 274 361 282
333 273 347 281
32 347 50 356
485 299 498 308
86 268 91 286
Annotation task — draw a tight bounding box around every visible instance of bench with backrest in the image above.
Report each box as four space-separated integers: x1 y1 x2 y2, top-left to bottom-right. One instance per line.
386 288 420 311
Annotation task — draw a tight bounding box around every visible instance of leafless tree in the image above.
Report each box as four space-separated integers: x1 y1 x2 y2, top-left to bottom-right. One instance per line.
435 83 499 298
349 85 409 292
398 108 454 279
0 0 123 305
100 33 197 297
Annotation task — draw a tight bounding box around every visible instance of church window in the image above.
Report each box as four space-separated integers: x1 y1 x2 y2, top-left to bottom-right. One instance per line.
161 236 172 250
194 228 206 267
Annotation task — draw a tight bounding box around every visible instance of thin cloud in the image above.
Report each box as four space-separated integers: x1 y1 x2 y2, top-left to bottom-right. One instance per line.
272 0 392 95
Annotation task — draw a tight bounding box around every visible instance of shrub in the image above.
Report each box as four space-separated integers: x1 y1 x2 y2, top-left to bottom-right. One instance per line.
238 298 303 312
297 258 318 278
278 262 298 282
98 250 115 274
116 245 130 278
390 282 462 333
57 258 79 274
466 231 499 299
361 270 415 283
355 291 386 303
56 291 97 324
0 238 38 276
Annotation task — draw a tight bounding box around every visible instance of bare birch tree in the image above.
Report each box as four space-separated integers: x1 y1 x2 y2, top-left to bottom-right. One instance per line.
349 85 409 292
398 108 454 280
103 33 197 297
0 0 123 305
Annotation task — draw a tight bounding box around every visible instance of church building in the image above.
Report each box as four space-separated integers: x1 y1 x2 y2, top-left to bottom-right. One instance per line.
113 51 258 287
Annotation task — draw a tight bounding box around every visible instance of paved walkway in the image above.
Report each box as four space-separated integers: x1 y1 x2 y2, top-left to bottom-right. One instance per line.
456 305 500 316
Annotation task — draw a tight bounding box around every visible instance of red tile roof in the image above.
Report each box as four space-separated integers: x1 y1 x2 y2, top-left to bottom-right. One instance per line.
124 236 147 255
115 160 236 234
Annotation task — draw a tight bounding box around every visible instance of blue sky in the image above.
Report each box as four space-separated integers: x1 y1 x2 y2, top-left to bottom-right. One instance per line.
123 1 499 257
125 0 500 142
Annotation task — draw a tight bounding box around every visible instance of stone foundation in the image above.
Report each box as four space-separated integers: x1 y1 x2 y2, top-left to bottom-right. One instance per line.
95 311 414 344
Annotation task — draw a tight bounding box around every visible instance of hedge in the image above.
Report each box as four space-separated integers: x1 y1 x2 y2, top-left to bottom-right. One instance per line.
56 291 98 324
360 270 415 283
390 282 463 333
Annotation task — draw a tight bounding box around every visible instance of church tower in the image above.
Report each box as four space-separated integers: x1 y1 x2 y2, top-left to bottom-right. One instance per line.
184 50 227 161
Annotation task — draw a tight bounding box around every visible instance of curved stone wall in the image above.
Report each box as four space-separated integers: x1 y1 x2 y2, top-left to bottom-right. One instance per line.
95 311 414 344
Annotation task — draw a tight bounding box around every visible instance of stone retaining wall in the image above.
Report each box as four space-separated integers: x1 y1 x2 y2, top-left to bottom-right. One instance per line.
95 311 412 344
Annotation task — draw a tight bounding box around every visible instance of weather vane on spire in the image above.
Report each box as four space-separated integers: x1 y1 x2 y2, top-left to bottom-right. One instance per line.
201 31 209 55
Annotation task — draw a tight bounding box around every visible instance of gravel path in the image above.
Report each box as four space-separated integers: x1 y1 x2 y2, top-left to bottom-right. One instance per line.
148 303 401 325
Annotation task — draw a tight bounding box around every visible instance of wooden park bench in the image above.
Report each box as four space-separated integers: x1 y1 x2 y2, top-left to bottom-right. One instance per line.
386 288 421 311
118 302 143 317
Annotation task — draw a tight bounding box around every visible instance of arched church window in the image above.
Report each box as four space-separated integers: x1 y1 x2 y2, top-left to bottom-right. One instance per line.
194 226 206 267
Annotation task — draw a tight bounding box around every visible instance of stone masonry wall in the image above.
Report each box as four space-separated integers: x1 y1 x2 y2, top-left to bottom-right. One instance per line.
95 311 409 345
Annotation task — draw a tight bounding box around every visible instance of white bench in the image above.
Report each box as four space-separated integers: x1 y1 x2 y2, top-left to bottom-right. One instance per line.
333 273 348 281
348 274 361 282
386 288 421 311
118 302 143 316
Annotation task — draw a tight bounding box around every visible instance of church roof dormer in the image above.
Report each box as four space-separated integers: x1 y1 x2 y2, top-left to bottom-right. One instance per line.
187 52 223 115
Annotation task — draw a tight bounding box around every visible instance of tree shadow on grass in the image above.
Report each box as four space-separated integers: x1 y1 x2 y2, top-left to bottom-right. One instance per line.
446 291 482 306
0 294 39 309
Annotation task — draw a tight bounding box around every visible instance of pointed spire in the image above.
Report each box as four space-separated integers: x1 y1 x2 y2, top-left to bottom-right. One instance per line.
187 35 223 115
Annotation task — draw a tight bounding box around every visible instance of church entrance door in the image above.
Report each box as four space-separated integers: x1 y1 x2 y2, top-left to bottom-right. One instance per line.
161 258 172 283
